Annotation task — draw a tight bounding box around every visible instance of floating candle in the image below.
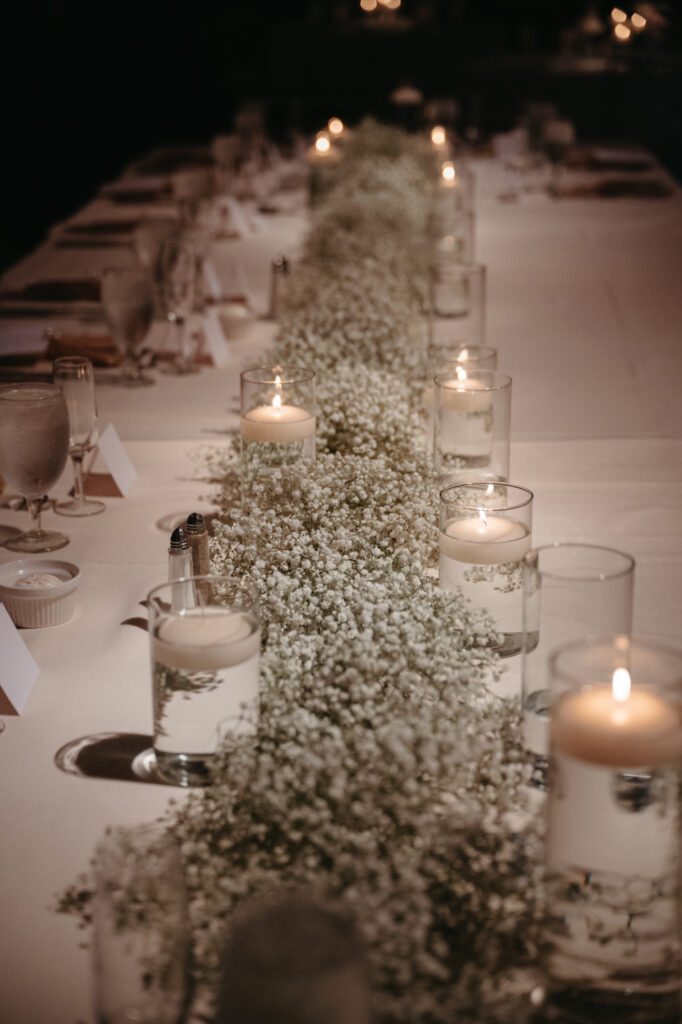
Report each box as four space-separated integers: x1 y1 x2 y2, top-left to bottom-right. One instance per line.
241 393 315 444
439 510 530 565
441 161 456 186
154 608 260 672
552 668 682 767
431 125 447 147
439 366 492 413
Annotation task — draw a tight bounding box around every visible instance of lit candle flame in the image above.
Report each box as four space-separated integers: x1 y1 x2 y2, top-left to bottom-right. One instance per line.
631 11 646 28
431 125 446 146
456 365 468 384
328 117 344 136
614 22 631 39
477 508 488 530
275 374 282 389
612 667 631 703
441 162 456 183
315 135 331 154
611 6 627 21
272 393 282 414
458 348 469 362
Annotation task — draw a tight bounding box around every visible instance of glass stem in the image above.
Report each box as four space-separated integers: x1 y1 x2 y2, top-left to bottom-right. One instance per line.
72 451 86 507
175 317 188 370
27 497 43 537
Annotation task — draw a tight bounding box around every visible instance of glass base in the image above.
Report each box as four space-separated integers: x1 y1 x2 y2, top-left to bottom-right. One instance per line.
161 362 199 375
153 750 213 788
110 371 155 387
55 497 106 517
4 528 69 552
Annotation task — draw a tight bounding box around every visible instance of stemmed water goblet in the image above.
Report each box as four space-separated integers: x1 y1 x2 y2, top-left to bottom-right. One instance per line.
101 268 155 386
0 382 70 552
160 238 198 374
133 218 179 317
53 356 105 518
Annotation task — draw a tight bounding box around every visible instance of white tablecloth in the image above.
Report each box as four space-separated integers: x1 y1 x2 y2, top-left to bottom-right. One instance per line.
1 156 681 1024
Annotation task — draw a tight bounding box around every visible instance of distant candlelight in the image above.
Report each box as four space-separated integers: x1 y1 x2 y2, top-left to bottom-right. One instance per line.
614 22 631 40
315 134 331 154
431 125 446 147
328 117 344 136
610 6 627 22
441 162 456 185
631 11 646 29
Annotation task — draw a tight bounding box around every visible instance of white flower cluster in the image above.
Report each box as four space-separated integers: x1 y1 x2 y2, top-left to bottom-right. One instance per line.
61 119 545 1023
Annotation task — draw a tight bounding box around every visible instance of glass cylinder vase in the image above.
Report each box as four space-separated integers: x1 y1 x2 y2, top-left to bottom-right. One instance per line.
147 574 261 787
521 543 635 788
240 365 315 483
439 482 533 657
93 823 189 1024
433 368 511 484
542 636 682 1024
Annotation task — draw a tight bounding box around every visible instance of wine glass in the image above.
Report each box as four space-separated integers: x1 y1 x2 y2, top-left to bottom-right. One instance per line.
133 218 180 316
541 119 576 196
0 383 70 552
160 238 198 374
101 268 155 386
53 356 105 517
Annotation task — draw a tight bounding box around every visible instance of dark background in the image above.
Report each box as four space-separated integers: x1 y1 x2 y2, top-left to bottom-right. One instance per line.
2 0 681 273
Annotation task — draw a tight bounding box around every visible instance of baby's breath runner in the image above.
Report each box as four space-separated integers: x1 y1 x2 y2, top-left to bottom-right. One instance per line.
62 120 544 1022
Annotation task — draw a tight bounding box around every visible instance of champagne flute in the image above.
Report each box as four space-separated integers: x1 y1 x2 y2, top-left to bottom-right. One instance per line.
101 268 155 386
160 238 198 374
0 383 70 552
53 356 105 517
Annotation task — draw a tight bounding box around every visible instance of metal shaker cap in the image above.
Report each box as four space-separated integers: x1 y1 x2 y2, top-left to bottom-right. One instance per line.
186 512 206 535
169 526 189 549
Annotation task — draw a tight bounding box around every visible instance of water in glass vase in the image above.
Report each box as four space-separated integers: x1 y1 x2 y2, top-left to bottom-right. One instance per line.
435 391 493 479
152 606 260 786
240 433 315 479
543 751 681 1024
439 525 532 656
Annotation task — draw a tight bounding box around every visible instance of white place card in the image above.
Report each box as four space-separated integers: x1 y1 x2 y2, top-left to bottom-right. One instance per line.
0 603 40 715
225 197 251 238
202 309 231 367
203 258 224 302
96 423 136 496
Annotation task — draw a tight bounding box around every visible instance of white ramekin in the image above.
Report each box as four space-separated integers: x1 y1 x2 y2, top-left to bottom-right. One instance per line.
0 558 80 628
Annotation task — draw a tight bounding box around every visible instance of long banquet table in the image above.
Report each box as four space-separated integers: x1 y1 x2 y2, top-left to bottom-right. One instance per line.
1 151 681 1024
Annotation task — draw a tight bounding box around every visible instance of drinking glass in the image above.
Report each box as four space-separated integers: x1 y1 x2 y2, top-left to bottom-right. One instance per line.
53 357 105 517
160 238 198 374
93 823 189 1024
0 383 70 552
101 268 155 386
521 544 635 788
133 218 179 316
147 574 261 787
542 118 576 195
